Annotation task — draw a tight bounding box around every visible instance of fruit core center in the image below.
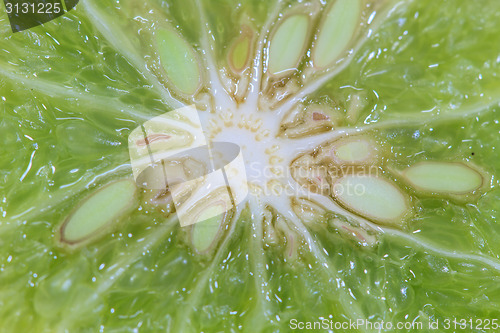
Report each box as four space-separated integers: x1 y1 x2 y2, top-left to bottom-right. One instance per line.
204 108 290 197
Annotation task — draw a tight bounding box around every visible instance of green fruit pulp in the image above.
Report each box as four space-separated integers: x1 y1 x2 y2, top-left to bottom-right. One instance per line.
1 0 500 332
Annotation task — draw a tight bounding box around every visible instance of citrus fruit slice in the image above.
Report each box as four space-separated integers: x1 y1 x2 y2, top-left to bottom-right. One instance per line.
1 0 500 332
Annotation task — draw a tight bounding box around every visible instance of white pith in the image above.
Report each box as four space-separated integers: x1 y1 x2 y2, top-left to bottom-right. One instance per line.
198 102 346 221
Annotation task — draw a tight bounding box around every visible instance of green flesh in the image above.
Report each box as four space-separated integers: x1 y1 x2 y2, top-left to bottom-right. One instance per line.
312 0 360 68
156 28 201 95
402 162 483 194
191 205 224 253
1 0 500 332
61 179 136 244
268 14 309 75
333 175 409 224
334 140 372 162
229 34 251 72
